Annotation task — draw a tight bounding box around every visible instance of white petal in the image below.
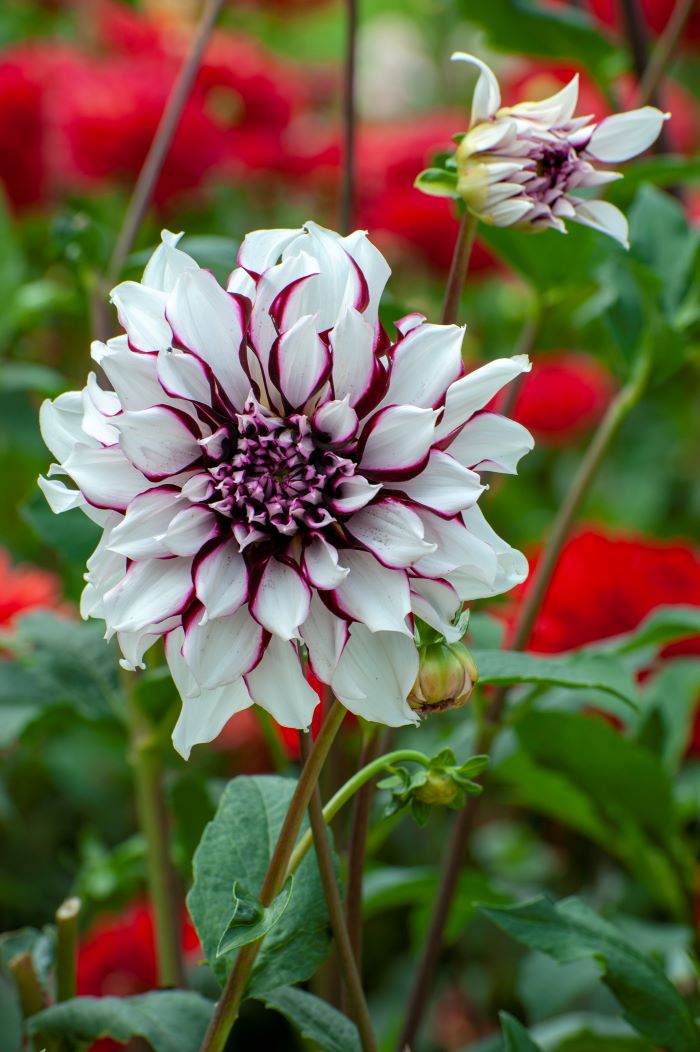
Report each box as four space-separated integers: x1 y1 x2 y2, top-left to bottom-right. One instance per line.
509 75 579 127
300 592 348 683
413 509 495 579
63 444 151 512
157 349 212 405
302 536 349 590
410 578 463 643
380 323 464 411
40 391 90 462
458 504 528 598
452 52 502 124
284 222 366 332
313 397 358 446
586 107 668 163
108 487 184 559
237 227 304 275
249 251 320 372
166 270 250 410
395 312 426 336
251 558 311 640
338 228 392 326
330 475 382 515
81 375 120 446
245 637 320 728
329 306 377 410
332 551 411 635
485 198 534 226
331 625 418 726
360 405 438 478
142 230 199 292
166 628 253 760
182 606 264 690
38 476 88 515
436 356 532 441
571 200 629 248
110 281 170 353
345 499 436 569
160 506 218 557
194 539 249 620
226 267 257 300
94 337 178 411
118 622 174 671
115 406 201 480
103 556 194 633
448 412 534 474
271 313 330 409
387 450 484 516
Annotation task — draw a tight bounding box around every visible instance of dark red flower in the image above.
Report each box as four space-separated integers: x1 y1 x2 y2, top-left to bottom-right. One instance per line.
0 58 45 210
586 0 700 46
0 549 62 628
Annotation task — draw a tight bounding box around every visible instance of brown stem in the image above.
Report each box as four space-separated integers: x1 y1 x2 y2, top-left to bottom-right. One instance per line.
344 729 385 973
93 0 226 340
55 897 81 1002
199 702 346 1052
441 213 478 325
339 0 358 234
617 0 671 151
299 733 379 1052
638 0 696 106
10 952 55 1052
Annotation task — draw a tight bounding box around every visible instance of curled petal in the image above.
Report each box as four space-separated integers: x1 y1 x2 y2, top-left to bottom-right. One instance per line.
143 230 199 292
111 282 170 354
313 397 358 446
586 107 668 163
302 536 349 590
410 578 463 644
436 356 532 441
448 412 534 474
359 405 438 480
270 313 331 410
237 227 304 276
331 625 419 726
452 51 502 125
571 200 629 249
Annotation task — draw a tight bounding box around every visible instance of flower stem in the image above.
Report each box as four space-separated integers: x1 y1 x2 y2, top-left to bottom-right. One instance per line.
93 0 226 339
128 694 185 989
441 212 478 325
394 348 652 1052
617 0 671 151
340 0 358 234
199 701 347 1052
298 733 379 1052
55 897 81 1002
344 728 385 972
638 0 696 106
287 749 431 876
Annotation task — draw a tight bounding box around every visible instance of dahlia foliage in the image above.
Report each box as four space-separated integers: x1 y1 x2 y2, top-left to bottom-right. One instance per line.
40 223 531 757
418 53 667 246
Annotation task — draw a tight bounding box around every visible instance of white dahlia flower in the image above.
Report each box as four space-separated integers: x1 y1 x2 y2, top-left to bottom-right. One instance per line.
39 223 532 757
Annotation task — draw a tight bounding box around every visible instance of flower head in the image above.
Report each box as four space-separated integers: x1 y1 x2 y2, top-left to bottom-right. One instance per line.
417 53 668 247
40 223 531 758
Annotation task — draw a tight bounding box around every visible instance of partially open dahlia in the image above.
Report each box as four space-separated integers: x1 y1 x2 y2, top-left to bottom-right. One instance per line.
39 223 532 756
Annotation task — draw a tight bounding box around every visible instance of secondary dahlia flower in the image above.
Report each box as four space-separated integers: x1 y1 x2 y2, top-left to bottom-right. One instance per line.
39 223 531 757
417 53 668 247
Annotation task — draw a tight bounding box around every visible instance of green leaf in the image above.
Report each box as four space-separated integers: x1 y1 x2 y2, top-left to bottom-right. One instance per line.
188 775 332 994
28 992 214 1052
500 1012 544 1051
600 605 700 656
637 661 700 772
482 897 699 1052
414 167 459 198
217 877 294 956
0 958 22 1052
0 361 65 395
628 186 700 317
258 987 361 1052
471 649 638 706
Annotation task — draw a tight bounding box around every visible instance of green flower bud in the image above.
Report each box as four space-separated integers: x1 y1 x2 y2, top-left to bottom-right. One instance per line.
413 770 460 806
408 641 478 715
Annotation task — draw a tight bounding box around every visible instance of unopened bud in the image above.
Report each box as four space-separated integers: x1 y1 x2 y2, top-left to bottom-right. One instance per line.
414 770 460 806
408 641 478 715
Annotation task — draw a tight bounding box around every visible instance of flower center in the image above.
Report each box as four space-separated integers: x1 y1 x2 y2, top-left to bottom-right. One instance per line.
206 398 351 545
533 140 576 193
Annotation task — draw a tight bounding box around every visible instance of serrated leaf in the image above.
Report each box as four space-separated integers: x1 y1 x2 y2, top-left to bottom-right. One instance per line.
482 897 699 1052
28 992 214 1052
188 775 332 994
471 649 638 706
259 986 361 1052
500 1012 544 1051
216 877 294 957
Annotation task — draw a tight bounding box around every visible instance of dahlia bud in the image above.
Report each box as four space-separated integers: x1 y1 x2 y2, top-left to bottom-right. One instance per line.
409 641 478 714
413 770 460 807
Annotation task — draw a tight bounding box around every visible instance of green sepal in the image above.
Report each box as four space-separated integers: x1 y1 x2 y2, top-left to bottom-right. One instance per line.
414 167 460 199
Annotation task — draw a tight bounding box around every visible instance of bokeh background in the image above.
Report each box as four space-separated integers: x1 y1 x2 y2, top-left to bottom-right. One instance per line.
0 1 699 1050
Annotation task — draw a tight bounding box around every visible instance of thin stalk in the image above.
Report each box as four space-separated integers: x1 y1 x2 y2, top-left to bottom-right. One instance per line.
441 213 478 325
93 0 226 339
638 0 696 106
55 897 81 1002
288 749 432 876
395 350 652 1052
10 952 55 1052
344 728 385 972
489 311 541 424
340 0 358 234
254 706 290 772
299 733 379 1052
129 695 185 989
199 701 346 1052
617 0 671 151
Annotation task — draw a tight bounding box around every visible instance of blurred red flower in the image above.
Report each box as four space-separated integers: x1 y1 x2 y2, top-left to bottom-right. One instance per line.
586 0 700 45
505 352 616 446
0 549 62 628
0 58 45 211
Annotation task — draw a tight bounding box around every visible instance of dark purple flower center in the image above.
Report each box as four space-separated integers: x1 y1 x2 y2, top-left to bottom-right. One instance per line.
205 398 353 543
532 140 577 194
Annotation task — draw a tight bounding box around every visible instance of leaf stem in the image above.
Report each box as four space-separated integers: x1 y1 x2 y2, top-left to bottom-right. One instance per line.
298 732 379 1052
344 728 385 973
55 897 81 1002
339 0 358 234
441 212 478 325
287 749 431 876
93 0 226 339
128 693 185 989
199 701 347 1052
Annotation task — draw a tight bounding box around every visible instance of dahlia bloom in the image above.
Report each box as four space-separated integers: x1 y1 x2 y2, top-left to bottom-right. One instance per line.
417 53 668 247
39 223 531 757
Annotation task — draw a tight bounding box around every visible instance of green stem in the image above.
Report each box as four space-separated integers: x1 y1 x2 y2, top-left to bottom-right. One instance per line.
55 897 81 1002
288 750 431 876
254 706 290 772
298 734 379 1052
128 694 185 989
441 212 478 325
199 701 347 1052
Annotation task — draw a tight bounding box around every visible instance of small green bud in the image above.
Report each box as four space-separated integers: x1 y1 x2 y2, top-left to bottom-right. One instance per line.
414 770 460 806
408 641 478 715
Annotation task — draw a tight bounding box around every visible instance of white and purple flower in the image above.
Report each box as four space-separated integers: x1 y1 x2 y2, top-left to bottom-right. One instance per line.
417 53 668 247
39 223 532 757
